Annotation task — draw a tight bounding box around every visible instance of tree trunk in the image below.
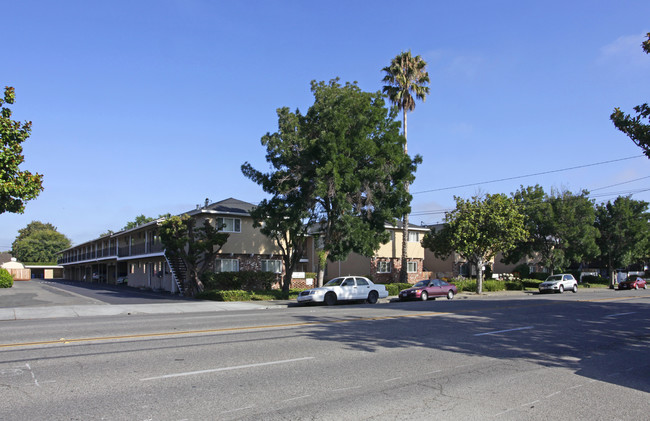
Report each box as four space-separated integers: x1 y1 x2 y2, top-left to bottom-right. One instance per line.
317 250 329 287
476 258 484 294
400 108 409 284
609 257 616 289
282 269 293 294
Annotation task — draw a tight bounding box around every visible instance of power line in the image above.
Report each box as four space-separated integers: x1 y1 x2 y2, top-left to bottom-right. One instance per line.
589 175 650 192
412 155 645 195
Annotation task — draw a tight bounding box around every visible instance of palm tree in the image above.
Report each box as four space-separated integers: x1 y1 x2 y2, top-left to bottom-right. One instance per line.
382 51 430 283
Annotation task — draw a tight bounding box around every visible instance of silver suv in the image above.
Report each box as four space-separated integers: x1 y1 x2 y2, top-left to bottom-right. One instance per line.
538 274 578 293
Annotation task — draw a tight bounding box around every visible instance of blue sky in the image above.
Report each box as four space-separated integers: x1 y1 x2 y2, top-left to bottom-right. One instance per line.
2 0 649 249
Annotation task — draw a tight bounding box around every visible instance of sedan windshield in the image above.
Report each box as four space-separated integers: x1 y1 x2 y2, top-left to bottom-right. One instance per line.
413 280 429 288
324 278 345 286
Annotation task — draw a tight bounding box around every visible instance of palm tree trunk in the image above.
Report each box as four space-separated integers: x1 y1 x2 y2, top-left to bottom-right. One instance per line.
400 109 409 283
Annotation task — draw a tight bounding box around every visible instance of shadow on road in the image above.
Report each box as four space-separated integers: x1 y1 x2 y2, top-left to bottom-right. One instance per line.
294 294 650 393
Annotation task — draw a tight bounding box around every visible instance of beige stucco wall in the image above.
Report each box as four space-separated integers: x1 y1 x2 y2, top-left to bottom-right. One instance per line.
196 216 280 255
326 254 372 279
375 229 426 259
126 258 174 291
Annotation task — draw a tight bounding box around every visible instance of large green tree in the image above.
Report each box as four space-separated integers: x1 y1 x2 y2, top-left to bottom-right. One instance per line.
501 185 554 270
243 79 420 286
595 196 650 288
548 189 600 272
158 214 229 296
422 194 528 293
382 51 430 282
611 33 650 157
503 186 600 274
1 86 43 214
122 214 156 230
11 221 71 263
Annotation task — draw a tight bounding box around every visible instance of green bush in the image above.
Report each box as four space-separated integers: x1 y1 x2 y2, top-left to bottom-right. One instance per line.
377 282 411 296
521 278 543 288
196 288 303 301
201 271 276 291
505 280 523 290
0 268 14 288
512 264 530 279
580 275 607 285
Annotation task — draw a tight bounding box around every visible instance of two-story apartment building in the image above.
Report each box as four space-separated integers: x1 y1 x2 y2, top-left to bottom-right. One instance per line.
58 198 298 293
326 223 430 283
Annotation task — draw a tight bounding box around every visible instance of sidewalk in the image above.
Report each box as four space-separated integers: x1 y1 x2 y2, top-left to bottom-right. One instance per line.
0 300 287 321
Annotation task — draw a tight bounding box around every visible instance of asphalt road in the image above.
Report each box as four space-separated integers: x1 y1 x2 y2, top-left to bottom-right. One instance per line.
0 288 648 420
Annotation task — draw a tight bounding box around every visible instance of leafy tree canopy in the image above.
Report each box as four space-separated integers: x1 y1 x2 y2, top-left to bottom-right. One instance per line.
595 196 650 287
503 186 600 274
243 78 421 285
123 214 156 230
1 86 44 214
11 221 71 263
158 214 229 296
611 33 650 157
422 193 528 293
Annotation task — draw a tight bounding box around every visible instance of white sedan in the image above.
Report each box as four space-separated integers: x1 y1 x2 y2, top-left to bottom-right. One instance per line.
297 276 389 305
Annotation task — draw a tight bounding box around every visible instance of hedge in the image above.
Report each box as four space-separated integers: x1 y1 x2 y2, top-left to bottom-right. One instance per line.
196 289 303 301
0 268 14 288
200 271 276 291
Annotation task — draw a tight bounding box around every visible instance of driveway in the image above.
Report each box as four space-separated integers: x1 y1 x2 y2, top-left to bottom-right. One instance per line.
0 279 195 308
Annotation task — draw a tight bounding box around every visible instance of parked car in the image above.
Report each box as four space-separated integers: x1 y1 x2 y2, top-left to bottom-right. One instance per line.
398 279 457 301
618 276 647 290
538 274 578 293
297 276 389 305
91 272 105 282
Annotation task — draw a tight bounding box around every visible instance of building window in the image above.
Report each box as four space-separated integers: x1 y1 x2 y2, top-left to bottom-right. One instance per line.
407 261 418 273
261 259 282 273
215 258 239 272
408 231 420 242
217 217 241 233
377 261 391 273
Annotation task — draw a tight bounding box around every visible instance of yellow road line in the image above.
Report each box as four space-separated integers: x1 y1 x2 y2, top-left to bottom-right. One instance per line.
0 311 450 349
1 294 646 349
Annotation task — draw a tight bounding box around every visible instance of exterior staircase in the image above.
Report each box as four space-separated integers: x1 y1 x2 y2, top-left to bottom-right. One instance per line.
164 251 187 296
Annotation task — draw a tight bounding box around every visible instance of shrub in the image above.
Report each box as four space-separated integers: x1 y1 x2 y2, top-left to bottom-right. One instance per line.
521 278 543 288
201 271 276 291
580 275 607 285
452 279 476 293
505 280 523 290
0 268 14 288
529 272 549 281
377 282 411 296
512 264 530 279
196 289 303 301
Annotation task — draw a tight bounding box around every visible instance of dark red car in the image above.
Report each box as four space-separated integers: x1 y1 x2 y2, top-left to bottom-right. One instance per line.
398 279 457 301
618 276 647 290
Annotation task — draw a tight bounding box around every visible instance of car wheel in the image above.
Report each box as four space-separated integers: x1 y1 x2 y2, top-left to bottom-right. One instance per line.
644 284 647 290
572 284 578 293
420 291 428 301
324 292 337 306
559 285 564 293
447 290 455 300
635 284 639 290
367 290 379 304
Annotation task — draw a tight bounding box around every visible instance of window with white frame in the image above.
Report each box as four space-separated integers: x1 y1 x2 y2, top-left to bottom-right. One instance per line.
217 217 241 233
407 261 418 273
261 259 282 273
215 258 239 272
408 231 420 242
377 261 391 273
